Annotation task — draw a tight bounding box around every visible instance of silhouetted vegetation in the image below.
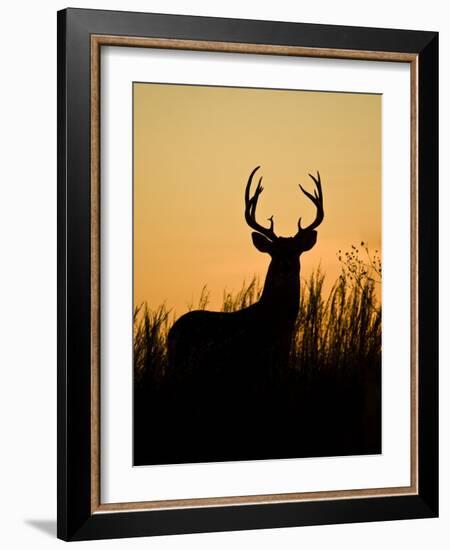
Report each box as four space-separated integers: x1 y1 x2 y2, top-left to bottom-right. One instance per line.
134 245 381 465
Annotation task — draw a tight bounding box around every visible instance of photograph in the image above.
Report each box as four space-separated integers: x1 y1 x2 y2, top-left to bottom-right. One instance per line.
0 0 444 546
133 82 382 465
54 6 439 541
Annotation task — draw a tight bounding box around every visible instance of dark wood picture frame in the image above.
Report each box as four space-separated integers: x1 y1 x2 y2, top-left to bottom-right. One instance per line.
57 7 438 541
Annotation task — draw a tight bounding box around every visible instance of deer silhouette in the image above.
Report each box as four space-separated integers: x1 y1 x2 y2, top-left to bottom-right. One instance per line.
168 166 324 398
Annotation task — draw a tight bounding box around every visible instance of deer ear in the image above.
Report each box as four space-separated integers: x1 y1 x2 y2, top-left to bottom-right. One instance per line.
251 232 273 253
297 230 317 252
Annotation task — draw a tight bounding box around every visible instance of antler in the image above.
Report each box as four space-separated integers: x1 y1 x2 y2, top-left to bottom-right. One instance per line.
244 166 277 241
297 171 324 232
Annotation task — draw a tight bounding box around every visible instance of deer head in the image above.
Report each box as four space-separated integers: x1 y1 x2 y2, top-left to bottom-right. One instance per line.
244 166 324 261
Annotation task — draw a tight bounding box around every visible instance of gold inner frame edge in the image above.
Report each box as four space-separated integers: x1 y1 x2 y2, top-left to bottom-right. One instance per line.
90 34 419 514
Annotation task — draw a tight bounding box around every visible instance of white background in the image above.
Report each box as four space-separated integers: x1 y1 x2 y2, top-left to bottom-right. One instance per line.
0 1 447 548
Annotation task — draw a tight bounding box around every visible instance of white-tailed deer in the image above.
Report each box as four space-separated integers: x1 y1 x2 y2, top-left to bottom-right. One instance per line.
168 166 324 394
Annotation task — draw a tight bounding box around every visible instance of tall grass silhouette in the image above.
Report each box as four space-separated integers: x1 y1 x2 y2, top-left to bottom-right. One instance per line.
133 245 381 465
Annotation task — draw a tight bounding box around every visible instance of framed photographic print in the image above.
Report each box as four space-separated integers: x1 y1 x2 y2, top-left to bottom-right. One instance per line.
57 8 438 541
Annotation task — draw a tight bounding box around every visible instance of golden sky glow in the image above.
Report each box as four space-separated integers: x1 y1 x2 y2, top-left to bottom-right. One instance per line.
134 83 381 316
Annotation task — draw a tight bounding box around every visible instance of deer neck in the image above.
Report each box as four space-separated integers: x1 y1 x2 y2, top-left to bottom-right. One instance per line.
258 258 300 324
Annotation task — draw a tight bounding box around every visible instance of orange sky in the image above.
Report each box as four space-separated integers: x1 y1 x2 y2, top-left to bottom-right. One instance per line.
134 83 381 317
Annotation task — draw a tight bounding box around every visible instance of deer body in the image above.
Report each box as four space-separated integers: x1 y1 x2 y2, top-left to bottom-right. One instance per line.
168 167 324 394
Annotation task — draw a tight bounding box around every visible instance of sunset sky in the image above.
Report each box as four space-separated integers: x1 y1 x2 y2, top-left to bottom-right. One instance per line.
134 83 381 316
